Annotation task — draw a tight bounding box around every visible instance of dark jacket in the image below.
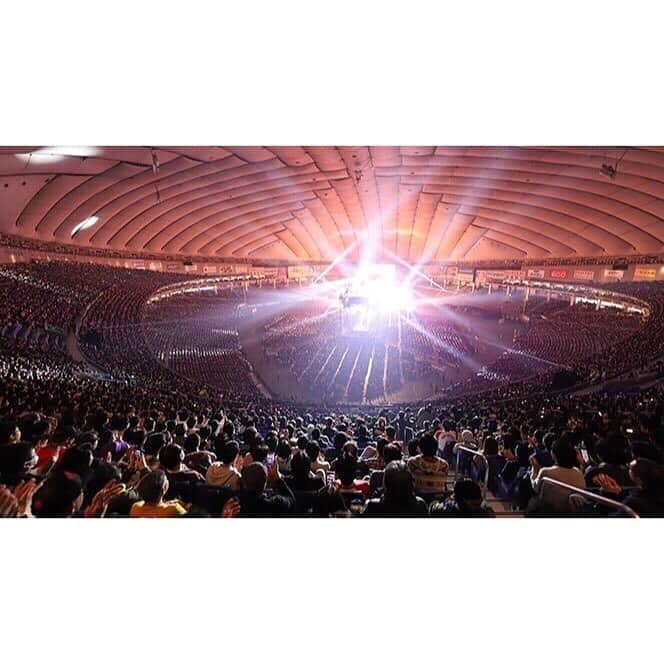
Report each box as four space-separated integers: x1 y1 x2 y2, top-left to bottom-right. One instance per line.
362 495 428 517
239 478 296 517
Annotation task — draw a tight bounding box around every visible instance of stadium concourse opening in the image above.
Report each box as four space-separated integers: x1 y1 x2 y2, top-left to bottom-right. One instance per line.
0 146 663 519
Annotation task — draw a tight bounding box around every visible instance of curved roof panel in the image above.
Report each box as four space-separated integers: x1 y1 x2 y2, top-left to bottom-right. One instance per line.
0 146 663 262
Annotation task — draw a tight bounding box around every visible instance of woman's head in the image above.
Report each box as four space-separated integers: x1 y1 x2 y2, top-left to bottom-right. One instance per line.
335 454 358 487
383 461 414 502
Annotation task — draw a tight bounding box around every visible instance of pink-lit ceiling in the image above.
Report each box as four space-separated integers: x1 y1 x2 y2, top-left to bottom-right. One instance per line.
1 146 663 263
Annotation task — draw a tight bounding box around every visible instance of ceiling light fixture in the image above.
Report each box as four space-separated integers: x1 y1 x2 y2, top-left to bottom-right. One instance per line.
71 215 99 238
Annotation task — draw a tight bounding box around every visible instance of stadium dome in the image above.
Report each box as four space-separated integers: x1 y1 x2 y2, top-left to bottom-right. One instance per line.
1 146 664 263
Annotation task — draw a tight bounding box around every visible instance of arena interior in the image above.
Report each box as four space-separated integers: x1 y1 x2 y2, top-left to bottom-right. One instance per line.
1 145 663 518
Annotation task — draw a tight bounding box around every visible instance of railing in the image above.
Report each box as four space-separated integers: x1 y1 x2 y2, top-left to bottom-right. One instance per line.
540 477 639 518
454 445 489 497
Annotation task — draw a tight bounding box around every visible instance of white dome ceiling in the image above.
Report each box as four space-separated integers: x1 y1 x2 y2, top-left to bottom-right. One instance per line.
1 146 663 263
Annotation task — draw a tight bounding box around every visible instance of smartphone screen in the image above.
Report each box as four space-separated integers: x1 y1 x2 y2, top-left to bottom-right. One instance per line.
267 452 275 467
580 448 589 463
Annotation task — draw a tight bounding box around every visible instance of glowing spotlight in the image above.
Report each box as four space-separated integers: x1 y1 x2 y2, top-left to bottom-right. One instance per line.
346 263 415 314
363 279 414 313
71 215 99 237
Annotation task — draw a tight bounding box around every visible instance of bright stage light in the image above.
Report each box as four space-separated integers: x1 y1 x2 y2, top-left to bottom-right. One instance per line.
349 263 415 314
363 279 414 313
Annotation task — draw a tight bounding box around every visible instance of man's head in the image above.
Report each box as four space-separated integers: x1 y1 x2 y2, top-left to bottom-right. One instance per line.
183 432 200 454
454 478 483 510
516 442 532 466
264 431 279 452
137 470 169 505
542 432 557 452
418 434 438 458
243 426 259 446
276 439 292 461
483 436 499 456
240 462 268 495
221 441 240 465
59 446 93 477
0 420 21 446
305 440 320 464
0 442 38 485
32 472 84 517
629 459 664 490
383 443 402 464
159 444 185 471
144 432 166 457
333 431 348 452
250 442 269 464
551 440 577 469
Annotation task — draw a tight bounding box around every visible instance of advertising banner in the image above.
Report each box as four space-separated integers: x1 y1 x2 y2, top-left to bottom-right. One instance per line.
482 269 523 282
166 263 180 271
184 264 198 273
634 266 657 280
287 265 316 279
549 269 568 280
604 269 625 280
422 264 446 279
527 269 545 278
573 269 595 281
457 267 475 282
202 265 217 274
260 267 281 278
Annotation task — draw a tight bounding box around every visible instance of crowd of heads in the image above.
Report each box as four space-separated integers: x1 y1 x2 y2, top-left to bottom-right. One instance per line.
1 260 663 517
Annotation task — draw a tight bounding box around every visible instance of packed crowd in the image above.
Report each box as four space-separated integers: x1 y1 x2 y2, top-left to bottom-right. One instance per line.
1 260 663 518
1 362 663 517
0 261 127 352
